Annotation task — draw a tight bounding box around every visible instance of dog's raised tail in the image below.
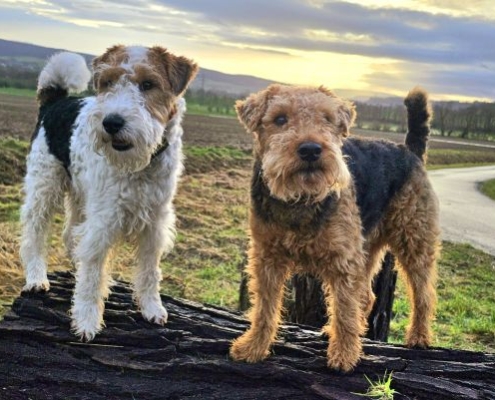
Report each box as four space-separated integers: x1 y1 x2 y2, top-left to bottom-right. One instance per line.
404 87 432 163
37 52 91 107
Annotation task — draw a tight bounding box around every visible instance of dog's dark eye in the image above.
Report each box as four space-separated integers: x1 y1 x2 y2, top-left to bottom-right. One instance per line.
101 79 113 89
140 80 154 91
324 115 333 123
274 115 288 126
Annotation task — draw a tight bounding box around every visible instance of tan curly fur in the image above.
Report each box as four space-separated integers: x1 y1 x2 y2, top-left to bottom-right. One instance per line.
230 84 440 372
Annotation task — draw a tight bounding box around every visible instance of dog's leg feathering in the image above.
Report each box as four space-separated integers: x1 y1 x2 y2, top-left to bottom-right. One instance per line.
21 153 67 292
321 257 368 372
134 208 176 325
70 218 116 341
230 247 292 363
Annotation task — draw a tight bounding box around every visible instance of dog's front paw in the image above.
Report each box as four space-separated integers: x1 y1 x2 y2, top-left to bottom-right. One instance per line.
140 299 168 325
70 300 104 341
327 342 361 373
405 329 431 349
22 279 50 293
230 333 271 363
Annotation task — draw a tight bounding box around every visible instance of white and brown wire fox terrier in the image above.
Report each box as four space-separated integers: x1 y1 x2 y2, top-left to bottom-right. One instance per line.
20 45 198 340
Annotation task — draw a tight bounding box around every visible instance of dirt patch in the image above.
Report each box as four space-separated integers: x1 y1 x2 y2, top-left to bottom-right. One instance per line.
0 94 37 138
0 93 251 147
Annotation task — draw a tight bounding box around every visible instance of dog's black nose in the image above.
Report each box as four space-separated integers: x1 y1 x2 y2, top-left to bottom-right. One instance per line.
102 114 125 135
297 142 322 162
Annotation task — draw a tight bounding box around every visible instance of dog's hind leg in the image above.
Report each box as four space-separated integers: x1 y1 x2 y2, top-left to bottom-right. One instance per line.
387 174 440 348
20 146 67 292
62 190 82 263
133 206 175 325
392 238 438 348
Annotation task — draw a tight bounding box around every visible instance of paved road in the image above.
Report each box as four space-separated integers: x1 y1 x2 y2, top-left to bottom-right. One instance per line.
428 165 495 256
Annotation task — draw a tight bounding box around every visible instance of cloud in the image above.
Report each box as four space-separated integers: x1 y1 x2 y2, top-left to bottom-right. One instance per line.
1 0 494 100
417 0 495 17
152 0 495 99
5 0 494 67
364 61 495 100
153 0 495 64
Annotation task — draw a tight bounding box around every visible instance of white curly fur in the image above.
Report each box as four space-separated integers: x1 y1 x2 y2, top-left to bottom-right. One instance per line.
21 49 187 341
37 52 91 93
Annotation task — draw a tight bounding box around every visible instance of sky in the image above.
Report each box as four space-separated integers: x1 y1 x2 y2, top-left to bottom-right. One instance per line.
1 0 495 102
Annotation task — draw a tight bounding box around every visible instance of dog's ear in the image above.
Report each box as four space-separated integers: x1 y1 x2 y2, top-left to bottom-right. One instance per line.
317 86 337 98
337 100 356 137
150 47 199 96
318 86 356 137
236 84 281 133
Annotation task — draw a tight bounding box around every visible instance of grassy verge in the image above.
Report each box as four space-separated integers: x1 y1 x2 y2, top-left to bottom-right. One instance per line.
185 102 236 118
480 179 495 201
0 87 36 98
390 242 495 352
427 149 495 170
184 146 251 174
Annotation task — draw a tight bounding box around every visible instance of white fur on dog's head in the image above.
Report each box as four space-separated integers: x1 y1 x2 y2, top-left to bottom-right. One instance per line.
88 45 198 172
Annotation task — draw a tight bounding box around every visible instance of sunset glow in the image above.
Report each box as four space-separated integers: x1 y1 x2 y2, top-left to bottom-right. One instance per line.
1 0 493 101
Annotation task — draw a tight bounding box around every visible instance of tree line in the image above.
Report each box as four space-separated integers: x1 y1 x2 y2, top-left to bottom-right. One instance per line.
1 65 494 140
184 89 238 115
355 101 495 140
0 64 38 89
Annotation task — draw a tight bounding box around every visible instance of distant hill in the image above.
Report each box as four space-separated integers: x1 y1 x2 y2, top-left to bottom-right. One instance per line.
0 39 93 62
190 69 276 96
0 38 278 96
0 38 399 100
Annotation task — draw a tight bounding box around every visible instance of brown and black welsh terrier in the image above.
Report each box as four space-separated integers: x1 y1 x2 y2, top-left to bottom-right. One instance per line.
230 84 440 372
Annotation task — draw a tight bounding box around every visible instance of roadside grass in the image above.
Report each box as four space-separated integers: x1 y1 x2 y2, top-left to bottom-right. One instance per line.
184 145 251 174
427 149 495 170
480 179 495 201
390 242 495 352
0 137 494 353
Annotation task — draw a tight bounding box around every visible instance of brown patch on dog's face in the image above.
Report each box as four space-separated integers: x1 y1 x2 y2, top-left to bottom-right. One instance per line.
91 45 198 124
92 45 129 90
131 64 176 124
95 67 127 93
237 84 356 202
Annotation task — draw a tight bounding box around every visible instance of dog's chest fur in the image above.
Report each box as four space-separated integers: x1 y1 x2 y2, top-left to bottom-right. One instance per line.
251 160 338 233
70 147 180 237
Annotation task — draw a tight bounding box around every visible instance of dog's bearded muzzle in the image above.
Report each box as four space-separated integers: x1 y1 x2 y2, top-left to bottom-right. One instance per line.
261 142 351 203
